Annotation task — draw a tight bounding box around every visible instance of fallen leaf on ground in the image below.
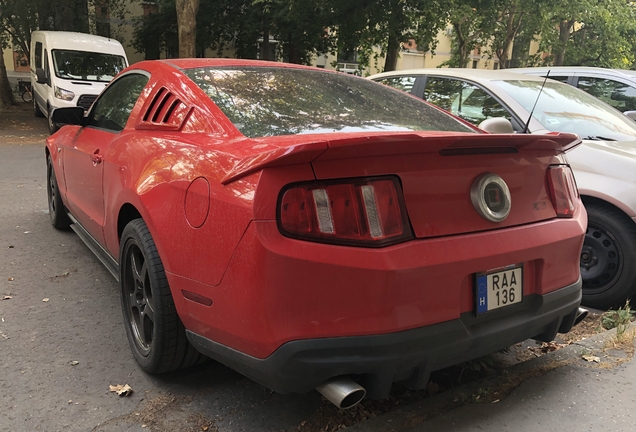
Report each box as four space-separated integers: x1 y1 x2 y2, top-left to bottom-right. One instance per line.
582 355 601 363
109 384 133 396
42 298 49 302
70 361 79 366
7 278 14 281
2 296 12 300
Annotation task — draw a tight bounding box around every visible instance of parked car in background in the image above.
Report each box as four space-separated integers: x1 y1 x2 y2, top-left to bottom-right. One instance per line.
511 67 636 115
30 31 129 134
371 68 636 310
47 59 586 408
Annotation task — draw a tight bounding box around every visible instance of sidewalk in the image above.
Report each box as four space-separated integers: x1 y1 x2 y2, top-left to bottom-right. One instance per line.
351 326 635 432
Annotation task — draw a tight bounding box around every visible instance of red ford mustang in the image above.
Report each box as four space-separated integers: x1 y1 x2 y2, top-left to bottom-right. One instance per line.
46 59 586 408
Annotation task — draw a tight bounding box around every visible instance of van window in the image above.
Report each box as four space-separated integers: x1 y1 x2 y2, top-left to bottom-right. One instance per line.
44 50 50 81
52 50 127 82
88 73 149 132
34 42 42 69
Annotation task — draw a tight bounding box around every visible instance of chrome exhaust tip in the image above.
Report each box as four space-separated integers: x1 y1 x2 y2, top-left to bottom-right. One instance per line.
316 377 366 409
574 307 589 326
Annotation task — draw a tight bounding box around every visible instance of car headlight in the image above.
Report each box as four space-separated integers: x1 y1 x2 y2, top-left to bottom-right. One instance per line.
54 86 75 101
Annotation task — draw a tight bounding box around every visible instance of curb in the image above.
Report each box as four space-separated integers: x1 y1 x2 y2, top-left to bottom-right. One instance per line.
347 324 631 432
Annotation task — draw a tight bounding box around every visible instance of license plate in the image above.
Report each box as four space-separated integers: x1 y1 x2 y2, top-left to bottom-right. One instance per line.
475 265 523 314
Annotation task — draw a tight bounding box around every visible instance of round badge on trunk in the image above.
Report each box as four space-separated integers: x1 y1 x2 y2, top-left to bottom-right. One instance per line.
471 173 511 222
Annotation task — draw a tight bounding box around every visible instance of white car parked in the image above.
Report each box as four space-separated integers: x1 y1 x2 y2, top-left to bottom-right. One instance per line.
371 68 636 310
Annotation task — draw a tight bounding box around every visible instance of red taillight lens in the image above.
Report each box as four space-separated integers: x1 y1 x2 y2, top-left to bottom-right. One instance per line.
278 176 413 247
547 165 579 218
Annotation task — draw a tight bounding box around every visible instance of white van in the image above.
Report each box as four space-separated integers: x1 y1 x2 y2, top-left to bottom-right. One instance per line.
30 31 129 133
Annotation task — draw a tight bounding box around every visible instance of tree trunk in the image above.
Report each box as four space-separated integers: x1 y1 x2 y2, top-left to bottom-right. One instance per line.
554 20 572 66
175 0 200 58
285 33 302 64
0 48 17 110
383 32 400 72
261 28 271 61
454 23 469 68
95 0 111 38
53 0 89 32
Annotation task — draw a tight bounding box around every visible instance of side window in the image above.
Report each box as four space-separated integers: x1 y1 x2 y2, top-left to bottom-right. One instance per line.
577 77 636 112
44 49 50 79
424 77 510 125
88 73 149 132
544 75 569 84
34 42 43 69
376 76 417 93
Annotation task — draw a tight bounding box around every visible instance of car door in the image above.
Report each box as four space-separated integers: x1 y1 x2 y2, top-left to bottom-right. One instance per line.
63 72 149 245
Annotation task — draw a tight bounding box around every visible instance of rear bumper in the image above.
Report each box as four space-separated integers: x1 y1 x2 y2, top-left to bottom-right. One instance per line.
187 277 581 398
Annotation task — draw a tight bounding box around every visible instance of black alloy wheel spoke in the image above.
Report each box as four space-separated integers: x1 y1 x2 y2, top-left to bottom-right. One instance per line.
127 246 154 351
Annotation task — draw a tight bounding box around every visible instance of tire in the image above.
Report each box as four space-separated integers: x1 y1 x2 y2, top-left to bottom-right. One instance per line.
48 108 59 134
46 155 71 230
119 219 206 373
581 203 636 309
22 90 32 103
34 98 44 118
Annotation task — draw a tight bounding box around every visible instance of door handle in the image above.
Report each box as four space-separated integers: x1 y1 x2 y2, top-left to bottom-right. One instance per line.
91 150 103 165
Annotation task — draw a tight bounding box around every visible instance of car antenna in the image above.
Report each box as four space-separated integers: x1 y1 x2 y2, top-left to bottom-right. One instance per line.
522 70 551 134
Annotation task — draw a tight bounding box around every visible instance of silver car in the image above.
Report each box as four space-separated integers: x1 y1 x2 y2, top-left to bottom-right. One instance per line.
511 66 636 114
371 68 636 310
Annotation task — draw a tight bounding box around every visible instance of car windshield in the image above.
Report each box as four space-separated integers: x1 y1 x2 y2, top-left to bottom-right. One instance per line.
184 67 475 138
52 49 127 82
495 80 636 141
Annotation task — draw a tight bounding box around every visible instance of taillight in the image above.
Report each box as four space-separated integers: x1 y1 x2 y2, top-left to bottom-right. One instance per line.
547 165 579 217
278 176 413 247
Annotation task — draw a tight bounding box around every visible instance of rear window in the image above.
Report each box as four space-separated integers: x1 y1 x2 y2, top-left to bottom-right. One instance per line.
184 67 475 138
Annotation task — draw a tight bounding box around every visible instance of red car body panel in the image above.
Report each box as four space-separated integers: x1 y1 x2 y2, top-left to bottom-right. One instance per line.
171 208 584 359
46 58 586 396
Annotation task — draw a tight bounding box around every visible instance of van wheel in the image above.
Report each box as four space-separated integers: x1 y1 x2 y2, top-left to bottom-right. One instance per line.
581 203 636 309
34 98 44 118
48 109 59 134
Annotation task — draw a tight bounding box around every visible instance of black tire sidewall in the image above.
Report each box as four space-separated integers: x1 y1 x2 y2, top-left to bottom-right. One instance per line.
48 110 59 135
34 98 44 117
47 155 70 229
119 219 172 373
582 204 636 309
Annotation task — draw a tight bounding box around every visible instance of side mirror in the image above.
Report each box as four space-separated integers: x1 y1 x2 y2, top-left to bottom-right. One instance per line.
478 117 514 134
35 68 47 85
51 107 85 126
623 111 636 121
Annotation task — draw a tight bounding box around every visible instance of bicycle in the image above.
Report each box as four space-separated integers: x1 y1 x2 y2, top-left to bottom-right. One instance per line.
18 80 33 103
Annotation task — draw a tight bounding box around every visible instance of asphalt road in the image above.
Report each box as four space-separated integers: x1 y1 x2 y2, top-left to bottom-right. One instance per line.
2 104 634 432
0 108 325 432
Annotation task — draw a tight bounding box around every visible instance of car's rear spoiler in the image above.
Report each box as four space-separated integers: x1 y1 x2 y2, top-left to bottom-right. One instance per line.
221 132 581 185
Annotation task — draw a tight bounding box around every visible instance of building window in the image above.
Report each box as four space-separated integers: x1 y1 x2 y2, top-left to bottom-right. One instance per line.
472 60 478 69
